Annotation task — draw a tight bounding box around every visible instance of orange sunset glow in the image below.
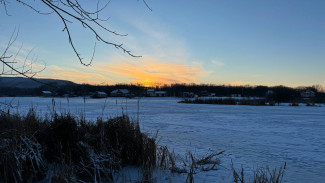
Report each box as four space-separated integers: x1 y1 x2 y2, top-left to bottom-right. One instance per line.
41 58 207 86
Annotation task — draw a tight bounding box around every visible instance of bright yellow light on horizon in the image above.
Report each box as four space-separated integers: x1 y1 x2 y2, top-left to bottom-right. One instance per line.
137 79 162 88
142 79 152 87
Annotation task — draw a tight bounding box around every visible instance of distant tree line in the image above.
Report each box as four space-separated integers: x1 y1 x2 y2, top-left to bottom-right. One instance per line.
1 83 324 103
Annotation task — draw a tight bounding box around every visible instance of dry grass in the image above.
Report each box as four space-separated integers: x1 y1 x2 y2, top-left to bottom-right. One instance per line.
156 146 224 182
0 109 157 182
232 162 286 183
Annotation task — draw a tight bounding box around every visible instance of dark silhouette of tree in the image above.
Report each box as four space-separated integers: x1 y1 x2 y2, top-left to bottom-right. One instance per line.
1 0 151 67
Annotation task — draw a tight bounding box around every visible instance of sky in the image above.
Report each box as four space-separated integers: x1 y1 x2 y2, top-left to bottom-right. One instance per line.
1 0 324 87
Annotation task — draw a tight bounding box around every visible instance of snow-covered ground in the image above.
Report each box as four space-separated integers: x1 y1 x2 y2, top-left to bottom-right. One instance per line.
1 97 324 182
199 96 265 100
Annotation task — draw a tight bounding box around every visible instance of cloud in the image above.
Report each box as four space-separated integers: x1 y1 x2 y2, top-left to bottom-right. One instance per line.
211 60 224 67
0 39 36 58
40 58 207 86
115 16 189 63
39 65 113 85
94 58 206 85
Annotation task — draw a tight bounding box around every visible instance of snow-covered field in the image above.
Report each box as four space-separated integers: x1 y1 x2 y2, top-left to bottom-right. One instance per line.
1 97 324 182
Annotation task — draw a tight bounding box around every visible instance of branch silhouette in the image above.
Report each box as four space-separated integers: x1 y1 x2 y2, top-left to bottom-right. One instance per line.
1 0 152 66
0 29 51 87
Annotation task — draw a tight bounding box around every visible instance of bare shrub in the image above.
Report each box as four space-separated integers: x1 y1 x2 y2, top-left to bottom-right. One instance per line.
0 109 158 182
232 162 286 183
0 136 46 182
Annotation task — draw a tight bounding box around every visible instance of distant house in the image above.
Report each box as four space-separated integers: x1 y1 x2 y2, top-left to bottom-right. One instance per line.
231 94 242 97
93 91 107 98
200 90 209 97
42 91 52 97
266 90 274 96
155 91 167 97
301 90 315 98
146 89 156 97
111 89 130 97
180 92 195 98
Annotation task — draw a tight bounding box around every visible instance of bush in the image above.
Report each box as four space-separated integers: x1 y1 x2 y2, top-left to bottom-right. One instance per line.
0 110 157 182
232 162 286 183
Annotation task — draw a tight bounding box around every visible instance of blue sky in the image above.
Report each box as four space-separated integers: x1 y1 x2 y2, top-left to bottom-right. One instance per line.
1 0 324 87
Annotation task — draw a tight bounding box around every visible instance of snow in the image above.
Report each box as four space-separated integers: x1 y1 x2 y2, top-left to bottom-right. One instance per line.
199 96 265 100
42 91 52 94
1 97 324 182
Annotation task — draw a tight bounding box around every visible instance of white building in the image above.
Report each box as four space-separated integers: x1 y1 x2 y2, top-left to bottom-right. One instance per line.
111 89 130 97
93 91 107 98
155 91 167 97
42 91 52 97
146 89 156 97
181 92 195 98
231 94 242 97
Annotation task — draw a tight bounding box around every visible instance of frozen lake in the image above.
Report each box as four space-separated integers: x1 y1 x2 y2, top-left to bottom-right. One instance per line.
1 97 324 182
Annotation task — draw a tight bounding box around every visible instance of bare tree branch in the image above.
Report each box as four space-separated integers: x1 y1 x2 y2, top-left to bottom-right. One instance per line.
142 0 152 11
15 0 53 15
0 0 11 15
0 29 50 87
2 0 148 67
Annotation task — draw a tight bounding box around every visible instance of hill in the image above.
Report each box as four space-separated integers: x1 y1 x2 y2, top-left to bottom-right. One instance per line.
0 77 75 88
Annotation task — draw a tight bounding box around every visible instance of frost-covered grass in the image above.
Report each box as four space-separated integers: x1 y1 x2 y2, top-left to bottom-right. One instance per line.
0 109 157 182
232 162 286 183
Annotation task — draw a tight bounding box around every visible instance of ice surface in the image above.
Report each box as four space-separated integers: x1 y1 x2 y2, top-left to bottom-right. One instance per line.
1 97 324 182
